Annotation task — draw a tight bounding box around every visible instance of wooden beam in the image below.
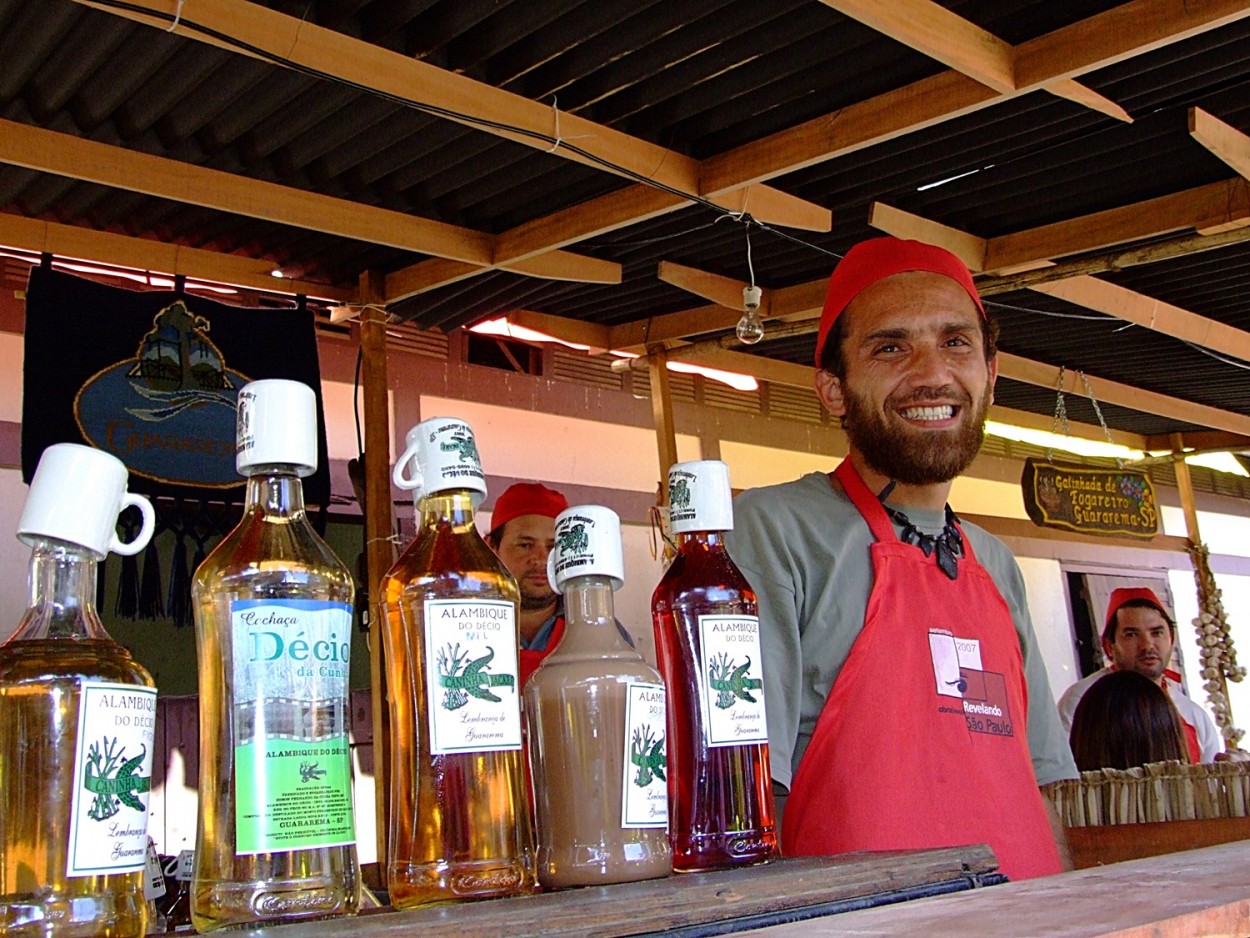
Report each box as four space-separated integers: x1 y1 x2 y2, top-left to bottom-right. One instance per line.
1190 107 1250 181
506 309 612 351
868 204 989 270
609 304 741 352
986 179 1250 270
702 0 1250 193
0 118 492 265
988 405 1149 451
504 251 620 285
818 0 1017 93
658 261 753 311
1045 79 1133 124
77 0 827 236
0 212 350 300
1030 276 1250 362
998 352 1250 437
647 348 679 501
358 272 393 884
1145 430 1250 452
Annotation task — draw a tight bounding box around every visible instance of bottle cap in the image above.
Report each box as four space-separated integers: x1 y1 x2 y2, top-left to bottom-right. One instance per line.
236 379 318 477
668 460 734 534
547 505 624 593
18 443 156 558
392 417 487 507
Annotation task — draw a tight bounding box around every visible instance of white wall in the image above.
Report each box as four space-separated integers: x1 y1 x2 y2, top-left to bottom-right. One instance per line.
0 469 30 642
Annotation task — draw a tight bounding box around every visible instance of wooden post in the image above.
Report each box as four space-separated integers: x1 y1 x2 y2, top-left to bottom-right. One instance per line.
647 346 678 501
359 271 393 879
1171 433 1233 744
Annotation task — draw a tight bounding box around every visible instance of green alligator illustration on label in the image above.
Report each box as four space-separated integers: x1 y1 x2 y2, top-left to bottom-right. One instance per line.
439 430 480 464
630 724 667 787
437 643 516 710
556 522 588 555
83 738 150 821
708 653 763 709
299 761 327 783
669 478 691 509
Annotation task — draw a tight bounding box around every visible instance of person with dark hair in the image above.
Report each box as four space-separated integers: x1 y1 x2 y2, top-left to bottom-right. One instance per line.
1068 670 1190 772
726 236 1076 881
486 481 632 687
1058 587 1221 763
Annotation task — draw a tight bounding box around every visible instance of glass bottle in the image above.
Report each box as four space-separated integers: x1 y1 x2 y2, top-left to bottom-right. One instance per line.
651 460 778 871
191 380 358 931
381 418 534 909
525 506 670 888
1 443 158 937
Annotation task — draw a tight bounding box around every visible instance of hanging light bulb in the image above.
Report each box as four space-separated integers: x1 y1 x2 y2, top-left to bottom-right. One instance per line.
736 285 764 344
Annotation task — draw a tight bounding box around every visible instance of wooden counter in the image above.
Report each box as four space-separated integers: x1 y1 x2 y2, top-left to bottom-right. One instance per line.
219 839 1250 937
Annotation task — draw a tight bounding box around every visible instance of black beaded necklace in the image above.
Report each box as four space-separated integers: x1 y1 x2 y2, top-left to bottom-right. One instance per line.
877 482 964 580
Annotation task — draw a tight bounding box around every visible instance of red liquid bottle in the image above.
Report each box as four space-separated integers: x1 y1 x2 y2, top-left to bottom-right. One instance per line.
651 460 777 872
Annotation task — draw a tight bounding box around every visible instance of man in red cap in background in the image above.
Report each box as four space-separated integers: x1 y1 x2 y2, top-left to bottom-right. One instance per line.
486 481 633 687
727 236 1077 880
1058 587 1222 763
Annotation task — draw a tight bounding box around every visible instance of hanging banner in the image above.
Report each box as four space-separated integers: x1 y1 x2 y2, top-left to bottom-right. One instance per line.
21 266 330 506
1021 458 1158 539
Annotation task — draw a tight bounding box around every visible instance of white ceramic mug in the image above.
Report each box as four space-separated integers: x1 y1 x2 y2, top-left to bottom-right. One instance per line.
392 417 487 507
18 443 156 557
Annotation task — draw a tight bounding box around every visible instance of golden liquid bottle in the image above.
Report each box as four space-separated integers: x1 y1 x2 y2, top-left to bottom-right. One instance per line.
652 461 778 872
1 443 159 937
382 418 534 908
525 505 671 888
191 380 359 931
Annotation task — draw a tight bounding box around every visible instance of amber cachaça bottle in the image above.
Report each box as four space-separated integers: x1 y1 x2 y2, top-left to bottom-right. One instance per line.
525 505 670 888
381 417 534 908
0 443 159 937
651 460 777 871
191 380 359 932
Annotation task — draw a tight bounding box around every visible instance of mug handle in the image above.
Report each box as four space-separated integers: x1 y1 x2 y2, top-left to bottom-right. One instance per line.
392 440 425 492
110 493 156 556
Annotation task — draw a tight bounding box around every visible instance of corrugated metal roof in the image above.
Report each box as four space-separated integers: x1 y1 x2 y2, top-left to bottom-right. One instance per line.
2 0 1250 442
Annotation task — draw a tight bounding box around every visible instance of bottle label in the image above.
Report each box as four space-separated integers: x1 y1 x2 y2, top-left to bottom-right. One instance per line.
697 615 769 747
621 682 669 828
66 680 158 877
230 598 356 855
424 598 522 754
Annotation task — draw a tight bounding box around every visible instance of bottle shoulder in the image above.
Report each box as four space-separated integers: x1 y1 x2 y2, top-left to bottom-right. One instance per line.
652 548 757 611
382 525 518 602
194 510 353 597
0 638 156 688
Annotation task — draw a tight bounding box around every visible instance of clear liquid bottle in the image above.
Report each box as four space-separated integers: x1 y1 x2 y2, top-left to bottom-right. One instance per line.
525 506 670 888
191 380 359 931
382 418 534 908
651 460 778 871
1 443 159 937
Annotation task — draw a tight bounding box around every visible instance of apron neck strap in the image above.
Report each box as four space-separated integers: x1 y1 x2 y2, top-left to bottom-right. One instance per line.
833 459 897 543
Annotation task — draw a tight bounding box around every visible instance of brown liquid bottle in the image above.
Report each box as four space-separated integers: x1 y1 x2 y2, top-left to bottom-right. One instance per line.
525 506 670 888
1 444 159 938
381 418 534 909
651 460 777 872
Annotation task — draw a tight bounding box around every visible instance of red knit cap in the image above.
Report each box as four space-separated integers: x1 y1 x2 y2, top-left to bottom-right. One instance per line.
1104 586 1168 633
489 482 568 534
814 236 985 367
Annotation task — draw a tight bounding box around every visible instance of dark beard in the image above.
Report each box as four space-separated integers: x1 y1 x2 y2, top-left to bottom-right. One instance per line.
521 592 557 612
843 382 990 486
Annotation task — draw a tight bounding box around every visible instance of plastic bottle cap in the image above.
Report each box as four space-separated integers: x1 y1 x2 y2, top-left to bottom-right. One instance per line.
392 417 487 506
668 460 734 534
236 379 318 476
547 504 624 593
17 443 156 558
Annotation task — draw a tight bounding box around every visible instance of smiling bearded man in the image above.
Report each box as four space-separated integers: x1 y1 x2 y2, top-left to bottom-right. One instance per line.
724 237 1078 881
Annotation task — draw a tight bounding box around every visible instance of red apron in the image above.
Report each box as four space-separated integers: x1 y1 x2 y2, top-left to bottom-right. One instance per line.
519 614 565 691
781 461 1062 880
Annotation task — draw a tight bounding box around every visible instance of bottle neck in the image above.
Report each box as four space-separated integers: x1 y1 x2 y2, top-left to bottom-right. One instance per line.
417 490 478 529
244 466 306 518
677 529 727 550
556 575 630 654
14 539 108 641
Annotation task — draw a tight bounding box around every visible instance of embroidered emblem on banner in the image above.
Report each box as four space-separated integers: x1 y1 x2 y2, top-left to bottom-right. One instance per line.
929 629 1014 738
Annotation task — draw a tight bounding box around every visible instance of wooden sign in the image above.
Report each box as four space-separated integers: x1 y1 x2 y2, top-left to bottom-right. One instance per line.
1021 459 1159 539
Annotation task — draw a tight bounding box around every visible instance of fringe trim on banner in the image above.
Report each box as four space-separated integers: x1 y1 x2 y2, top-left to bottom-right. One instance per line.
139 535 164 619
1046 760 1250 826
167 522 191 630
114 515 140 619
